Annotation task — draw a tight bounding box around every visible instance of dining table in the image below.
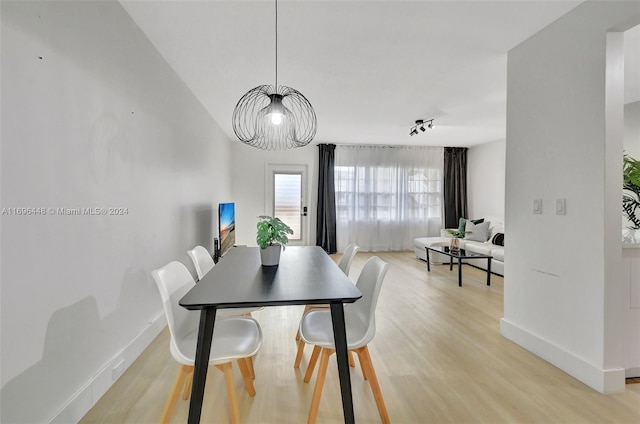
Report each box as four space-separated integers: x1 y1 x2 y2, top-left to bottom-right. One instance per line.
179 245 363 423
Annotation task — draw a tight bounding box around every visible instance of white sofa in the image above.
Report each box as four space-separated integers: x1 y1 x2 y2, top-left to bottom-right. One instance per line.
414 221 504 276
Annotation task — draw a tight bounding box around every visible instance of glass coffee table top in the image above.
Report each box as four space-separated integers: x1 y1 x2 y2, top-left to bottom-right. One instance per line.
427 245 492 259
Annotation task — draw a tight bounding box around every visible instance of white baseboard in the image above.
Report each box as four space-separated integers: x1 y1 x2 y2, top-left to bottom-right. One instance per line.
47 311 167 424
500 318 626 394
626 367 640 378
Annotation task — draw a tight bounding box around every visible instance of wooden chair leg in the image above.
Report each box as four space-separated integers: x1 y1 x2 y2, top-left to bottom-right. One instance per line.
303 345 321 383
359 346 390 424
355 349 369 380
161 364 192 423
348 350 355 367
216 363 241 424
307 348 334 424
182 367 194 400
247 356 255 379
237 358 256 396
294 339 306 368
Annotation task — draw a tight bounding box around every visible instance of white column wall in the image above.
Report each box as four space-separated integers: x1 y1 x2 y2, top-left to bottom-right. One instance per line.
0 2 232 422
501 1 639 393
468 139 506 221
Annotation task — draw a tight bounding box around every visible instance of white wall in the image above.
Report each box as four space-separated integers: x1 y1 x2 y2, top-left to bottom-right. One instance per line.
625 100 640 157
501 1 639 393
0 2 232 422
467 139 505 221
230 142 318 247
622 246 640 377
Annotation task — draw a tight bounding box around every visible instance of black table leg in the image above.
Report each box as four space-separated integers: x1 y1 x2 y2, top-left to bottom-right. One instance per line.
487 258 492 286
449 257 453 271
426 248 431 272
330 302 355 424
458 257 463 287
187 307 217 424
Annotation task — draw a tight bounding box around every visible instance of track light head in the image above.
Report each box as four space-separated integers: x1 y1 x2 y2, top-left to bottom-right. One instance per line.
408 118 434 136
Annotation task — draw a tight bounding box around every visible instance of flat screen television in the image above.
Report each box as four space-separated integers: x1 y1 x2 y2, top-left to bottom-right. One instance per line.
218 202 236 257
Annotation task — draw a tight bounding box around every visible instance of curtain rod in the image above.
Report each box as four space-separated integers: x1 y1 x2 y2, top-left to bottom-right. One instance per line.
324 143 449 149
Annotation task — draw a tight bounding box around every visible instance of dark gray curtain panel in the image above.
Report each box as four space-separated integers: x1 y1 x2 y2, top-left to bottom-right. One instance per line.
443 147 468 228
316 144 337 253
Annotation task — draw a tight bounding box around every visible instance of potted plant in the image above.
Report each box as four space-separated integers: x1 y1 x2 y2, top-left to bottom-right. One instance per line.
256 215 293 266
446 229 471 252
623 153 640 231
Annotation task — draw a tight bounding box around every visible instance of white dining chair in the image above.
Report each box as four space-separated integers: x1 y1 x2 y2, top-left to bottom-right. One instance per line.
187 245 214 280
294 244 359 366
298 256 390 424
337 243 360 276
187 245 262 379
187 245 261 316
152 261 263 424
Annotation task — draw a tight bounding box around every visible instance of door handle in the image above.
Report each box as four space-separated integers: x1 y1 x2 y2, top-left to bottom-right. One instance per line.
302 206 307 216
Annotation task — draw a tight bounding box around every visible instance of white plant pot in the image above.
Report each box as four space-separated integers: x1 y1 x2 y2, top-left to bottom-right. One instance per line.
260 244 282 266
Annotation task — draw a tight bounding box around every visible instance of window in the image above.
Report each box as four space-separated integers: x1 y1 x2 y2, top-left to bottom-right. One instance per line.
335 146 443 251
273 172 302 240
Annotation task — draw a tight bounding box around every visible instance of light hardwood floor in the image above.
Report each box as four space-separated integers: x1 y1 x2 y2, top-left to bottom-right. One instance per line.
80 251 640 423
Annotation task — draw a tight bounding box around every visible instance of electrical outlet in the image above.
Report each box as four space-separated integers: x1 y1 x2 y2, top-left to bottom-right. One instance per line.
112 359 125 381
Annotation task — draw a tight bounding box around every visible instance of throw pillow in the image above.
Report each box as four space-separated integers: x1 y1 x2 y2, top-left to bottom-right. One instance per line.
490 223 504 240
491 232 504 246
457 217 484 233
464 221 491 242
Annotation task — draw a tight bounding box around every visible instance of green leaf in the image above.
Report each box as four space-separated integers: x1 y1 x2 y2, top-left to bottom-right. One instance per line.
255 215 294 249
447 229 471 238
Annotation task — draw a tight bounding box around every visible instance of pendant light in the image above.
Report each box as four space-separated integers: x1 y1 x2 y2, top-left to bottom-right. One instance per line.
232 0 317 150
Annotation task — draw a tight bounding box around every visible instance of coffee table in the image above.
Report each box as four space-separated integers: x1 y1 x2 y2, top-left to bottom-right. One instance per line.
425 246 493 287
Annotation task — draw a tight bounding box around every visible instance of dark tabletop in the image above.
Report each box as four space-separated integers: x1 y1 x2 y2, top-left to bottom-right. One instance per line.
179 246 362 310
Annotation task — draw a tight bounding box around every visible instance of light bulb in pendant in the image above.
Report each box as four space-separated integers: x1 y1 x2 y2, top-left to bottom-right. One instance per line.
265 93 285 126
270 112 283 125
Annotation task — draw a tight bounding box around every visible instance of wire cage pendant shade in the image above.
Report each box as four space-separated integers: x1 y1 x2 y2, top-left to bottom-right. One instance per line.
232 84 317 150
232 0 317 150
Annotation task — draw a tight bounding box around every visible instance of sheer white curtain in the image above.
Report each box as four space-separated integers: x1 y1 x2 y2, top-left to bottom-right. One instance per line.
335 145 444 252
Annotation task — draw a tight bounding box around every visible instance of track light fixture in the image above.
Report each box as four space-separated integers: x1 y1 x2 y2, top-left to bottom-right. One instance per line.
409 119 434 136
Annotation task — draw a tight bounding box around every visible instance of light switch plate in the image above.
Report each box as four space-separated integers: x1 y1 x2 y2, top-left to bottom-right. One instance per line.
533 199 542 214
556 198 566 215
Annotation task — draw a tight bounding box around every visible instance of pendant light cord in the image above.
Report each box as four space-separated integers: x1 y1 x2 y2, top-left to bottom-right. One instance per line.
275 0 278 90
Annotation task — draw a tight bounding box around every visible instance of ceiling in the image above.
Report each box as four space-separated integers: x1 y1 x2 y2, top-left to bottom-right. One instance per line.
120 1 637 148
